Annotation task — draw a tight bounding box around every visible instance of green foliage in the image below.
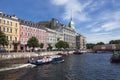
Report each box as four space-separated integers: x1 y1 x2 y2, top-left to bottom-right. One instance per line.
63 42 69 49
40 43 44 49
96 42 104 45
27 37 39 48
47 43 52 50
86 43 95 49
55 40 69 49
0 31 8 47
109 40 120 44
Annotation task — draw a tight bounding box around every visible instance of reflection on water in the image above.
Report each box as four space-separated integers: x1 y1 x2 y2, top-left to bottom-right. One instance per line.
0 53 120 80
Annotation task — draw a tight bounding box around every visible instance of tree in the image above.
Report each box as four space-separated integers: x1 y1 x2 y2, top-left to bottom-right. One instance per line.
86 43 95 49
55 40 64 49
0 31 8 47
109 40 120 44
47 43 52 50
63 42 69 49
96 42 104 45
27 37 39 51
55 40 69 49
40 43 44 49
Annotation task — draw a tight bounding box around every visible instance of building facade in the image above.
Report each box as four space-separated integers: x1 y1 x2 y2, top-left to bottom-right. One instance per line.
44 27 63 49
61 25 76 48
0 11 20 51
38 18 61 30
38 18 76 49
76 34 86 49
19 20 47 51
0 11 86 51
61 17 76 49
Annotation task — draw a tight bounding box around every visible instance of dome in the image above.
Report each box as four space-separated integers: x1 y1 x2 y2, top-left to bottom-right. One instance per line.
69 20 75 29
70 21 74 25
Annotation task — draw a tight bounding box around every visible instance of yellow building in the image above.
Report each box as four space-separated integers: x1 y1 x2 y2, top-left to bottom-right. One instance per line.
0 11 20 51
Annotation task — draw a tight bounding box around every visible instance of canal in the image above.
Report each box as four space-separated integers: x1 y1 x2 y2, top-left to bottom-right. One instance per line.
0 53 120 80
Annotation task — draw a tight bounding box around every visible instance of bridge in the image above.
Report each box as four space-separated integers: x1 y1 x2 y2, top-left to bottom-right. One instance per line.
93 44 120 52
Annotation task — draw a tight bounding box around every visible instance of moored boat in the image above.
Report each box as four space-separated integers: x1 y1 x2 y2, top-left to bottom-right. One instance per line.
110 51 120 63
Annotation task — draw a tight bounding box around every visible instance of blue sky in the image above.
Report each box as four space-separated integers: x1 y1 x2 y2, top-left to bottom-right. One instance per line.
0 0 120 43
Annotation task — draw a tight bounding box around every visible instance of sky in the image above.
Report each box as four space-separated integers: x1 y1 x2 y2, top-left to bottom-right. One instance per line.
0 0 120 43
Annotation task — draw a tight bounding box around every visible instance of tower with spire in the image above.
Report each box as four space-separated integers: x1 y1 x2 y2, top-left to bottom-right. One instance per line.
68 11 75 30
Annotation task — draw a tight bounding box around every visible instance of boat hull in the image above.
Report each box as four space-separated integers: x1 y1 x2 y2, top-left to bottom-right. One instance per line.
51 58 64 63
110 54 120 63
29 55 64 65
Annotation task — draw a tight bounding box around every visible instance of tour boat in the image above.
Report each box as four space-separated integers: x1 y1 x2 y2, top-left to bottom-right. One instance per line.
50 55 64 63
29 55 64 65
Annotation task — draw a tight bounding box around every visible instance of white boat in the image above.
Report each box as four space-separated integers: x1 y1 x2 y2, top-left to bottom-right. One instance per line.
29 55 64 65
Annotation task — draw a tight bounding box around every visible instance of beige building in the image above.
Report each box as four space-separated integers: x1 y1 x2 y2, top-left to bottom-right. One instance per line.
76 34 86 49
0 11 20 51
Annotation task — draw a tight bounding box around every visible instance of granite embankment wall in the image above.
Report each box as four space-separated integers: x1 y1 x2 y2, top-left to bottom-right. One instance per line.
0 51 74 60
0 51 74 68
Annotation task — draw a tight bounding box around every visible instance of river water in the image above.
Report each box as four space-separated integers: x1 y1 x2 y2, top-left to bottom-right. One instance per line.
0 53 120 80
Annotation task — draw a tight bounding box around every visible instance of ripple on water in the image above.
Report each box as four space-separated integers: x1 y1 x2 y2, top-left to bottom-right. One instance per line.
0 53 120 80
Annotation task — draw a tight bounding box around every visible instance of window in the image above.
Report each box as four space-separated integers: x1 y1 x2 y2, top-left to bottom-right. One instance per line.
15 29 17 34
7 21 9 25
0 19 1 23
6 36 8 40
16 23 17 27
15 37 17 42
10 36 12 41
28 33 29 36
10 28 12 33
11 22 12 26
7 28 9 32
4 20 6 24
10 44 12 48
3 27 5 32
21 32 23 35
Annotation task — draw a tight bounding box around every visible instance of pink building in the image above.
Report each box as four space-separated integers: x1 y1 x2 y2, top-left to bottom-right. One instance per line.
19 20 47 51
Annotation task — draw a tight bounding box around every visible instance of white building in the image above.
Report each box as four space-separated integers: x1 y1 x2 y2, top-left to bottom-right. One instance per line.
45 27 63 49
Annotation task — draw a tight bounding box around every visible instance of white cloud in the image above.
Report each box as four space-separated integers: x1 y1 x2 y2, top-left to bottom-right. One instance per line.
86 32 120 43
92 32 111 36
51 0 120 43
91 28 102 32
86 32 110 43
102 22 120 31
51 0 69 5
87 10 120 32
51 0 92 22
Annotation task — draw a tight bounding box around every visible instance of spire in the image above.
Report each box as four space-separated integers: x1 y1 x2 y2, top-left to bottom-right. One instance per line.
68 10 75 29
70 10 72 21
